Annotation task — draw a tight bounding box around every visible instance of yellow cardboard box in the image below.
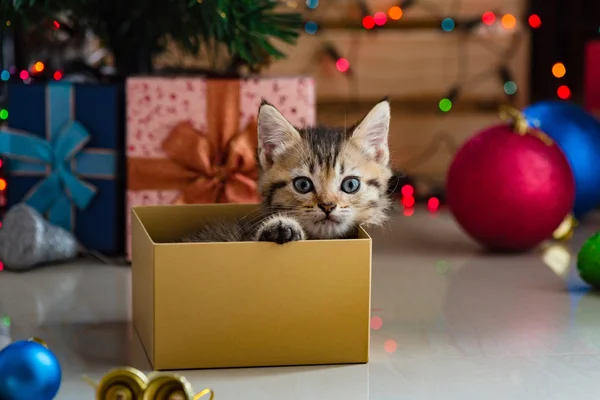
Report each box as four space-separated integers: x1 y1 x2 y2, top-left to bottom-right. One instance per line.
131 204 372 370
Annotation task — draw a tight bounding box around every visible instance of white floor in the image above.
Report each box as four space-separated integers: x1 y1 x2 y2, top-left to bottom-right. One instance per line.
2 208 600 399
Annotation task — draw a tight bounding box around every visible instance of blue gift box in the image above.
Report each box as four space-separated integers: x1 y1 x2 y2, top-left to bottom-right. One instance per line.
0 82 125 254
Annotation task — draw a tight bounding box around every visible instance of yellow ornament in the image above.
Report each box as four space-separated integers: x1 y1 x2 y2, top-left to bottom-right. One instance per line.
83 367 214 400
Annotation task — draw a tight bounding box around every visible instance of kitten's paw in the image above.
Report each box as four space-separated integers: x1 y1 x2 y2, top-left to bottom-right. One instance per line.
256 216 306 244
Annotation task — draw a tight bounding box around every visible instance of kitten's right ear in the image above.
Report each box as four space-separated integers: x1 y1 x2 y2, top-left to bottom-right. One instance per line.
257 100 301 167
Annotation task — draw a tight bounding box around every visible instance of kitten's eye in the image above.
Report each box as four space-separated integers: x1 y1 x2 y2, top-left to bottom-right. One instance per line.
341 177 361 194
293 177 314 194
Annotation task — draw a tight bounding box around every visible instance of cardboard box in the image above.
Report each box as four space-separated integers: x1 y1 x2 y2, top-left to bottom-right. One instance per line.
131 204 372 370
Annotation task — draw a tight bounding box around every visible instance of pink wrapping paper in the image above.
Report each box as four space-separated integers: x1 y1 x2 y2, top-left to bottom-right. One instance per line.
126 76 316 257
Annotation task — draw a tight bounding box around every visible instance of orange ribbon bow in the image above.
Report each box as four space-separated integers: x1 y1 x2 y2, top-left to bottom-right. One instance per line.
128 80 261 204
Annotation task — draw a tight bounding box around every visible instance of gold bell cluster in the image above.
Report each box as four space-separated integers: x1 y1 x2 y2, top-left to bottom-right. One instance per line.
84 367 214 400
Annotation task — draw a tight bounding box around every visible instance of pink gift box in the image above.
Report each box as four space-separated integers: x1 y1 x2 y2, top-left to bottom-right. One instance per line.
126 76 316 257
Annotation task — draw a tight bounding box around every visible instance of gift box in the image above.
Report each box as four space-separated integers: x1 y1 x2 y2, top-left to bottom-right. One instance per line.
131 203 371 370
0 82 124 254
126 76 315 257
585 40 600 117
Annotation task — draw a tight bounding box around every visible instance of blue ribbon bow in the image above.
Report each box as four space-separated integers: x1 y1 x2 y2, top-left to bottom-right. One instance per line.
0 83 116 231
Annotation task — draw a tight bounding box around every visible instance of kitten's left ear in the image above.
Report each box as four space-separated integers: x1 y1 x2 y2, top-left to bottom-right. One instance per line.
351 99 390 165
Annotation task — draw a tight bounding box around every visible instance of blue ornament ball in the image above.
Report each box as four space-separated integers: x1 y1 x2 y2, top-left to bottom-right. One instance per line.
522 101 600 218
0 339 62 400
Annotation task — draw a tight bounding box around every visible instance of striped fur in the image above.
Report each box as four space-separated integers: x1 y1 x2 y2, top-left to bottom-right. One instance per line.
178 100 392 243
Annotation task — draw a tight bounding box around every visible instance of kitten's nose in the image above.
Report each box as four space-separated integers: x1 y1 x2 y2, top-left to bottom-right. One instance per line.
318 203 337 215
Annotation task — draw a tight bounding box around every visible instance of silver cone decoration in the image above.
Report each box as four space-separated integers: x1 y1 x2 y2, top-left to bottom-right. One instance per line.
0 204 79 271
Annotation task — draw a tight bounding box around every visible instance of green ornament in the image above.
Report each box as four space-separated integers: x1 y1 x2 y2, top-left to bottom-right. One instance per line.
577 232 600 288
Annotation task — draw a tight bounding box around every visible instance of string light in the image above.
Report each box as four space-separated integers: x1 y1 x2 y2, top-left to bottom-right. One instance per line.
53 70 63 80
427 197 440 212
403 207 415 216
504 81 517 95
482 11 496 25
0 109 7 121
0 70 9 81
33 62 45 73
557 85 571 100
304 21 318 34
401 184 414 197
439 98 452 112
0 262 4 272
388 6 403 20
373 12 387 26
19 70 29 80
441 18 455 32
336 58 350 73
306 0 318 9
501 14 517 29
528 14 542 29
0 179 6 191
362 15 375 29
552 62 566 78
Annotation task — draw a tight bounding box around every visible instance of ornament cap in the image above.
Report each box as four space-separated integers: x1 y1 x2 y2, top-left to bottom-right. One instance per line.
499 105 554 146
553 213 578 241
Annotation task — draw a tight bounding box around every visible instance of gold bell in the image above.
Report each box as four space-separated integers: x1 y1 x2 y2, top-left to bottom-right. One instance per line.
142 373 195 400
91 367 149 400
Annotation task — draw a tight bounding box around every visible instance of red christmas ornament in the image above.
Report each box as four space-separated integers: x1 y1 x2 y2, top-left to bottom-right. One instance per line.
446 112 575 252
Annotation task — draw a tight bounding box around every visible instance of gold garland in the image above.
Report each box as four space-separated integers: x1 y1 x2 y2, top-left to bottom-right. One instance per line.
83 367 214 400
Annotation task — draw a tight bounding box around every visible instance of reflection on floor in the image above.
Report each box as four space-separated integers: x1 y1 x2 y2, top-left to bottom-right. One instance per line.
1 208 599 400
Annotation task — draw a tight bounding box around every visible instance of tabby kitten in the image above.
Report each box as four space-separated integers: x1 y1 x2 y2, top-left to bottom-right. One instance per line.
179 99 392 244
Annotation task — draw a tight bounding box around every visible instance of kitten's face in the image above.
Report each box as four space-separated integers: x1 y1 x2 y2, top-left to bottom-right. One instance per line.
256 100 392 239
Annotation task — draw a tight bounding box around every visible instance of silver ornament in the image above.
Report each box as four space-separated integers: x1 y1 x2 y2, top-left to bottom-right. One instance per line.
0 204 79 271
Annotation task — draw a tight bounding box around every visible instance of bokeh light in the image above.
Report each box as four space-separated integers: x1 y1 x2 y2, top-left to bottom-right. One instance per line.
33 61 45 73
401 184 414 197
439 98 452 112
373 12 387 26
0 262 4 272
19 70 29 80
370 316 383 330
504 81 518 95
441 18 455 32
552 62 566 78
528 14 542 29
362 16 375 29
384 340 397 353
428 197 440 212
557 85 571 100
306 0 318 8
0 109 7 121
336 58 350 73
388 6 403 20
0 70 9 81
53 70 63 81
403 207 415 216
402 195 415 208
482 11 496 25
0 179 6 191
501 14 517 29
304 21 318 34
52 20 60 29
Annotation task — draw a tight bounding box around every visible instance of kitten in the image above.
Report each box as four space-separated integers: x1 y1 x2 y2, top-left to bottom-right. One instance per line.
179 98 393 244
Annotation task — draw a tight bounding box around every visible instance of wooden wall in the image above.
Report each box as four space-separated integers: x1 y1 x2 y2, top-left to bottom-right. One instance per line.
155 0 531 181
